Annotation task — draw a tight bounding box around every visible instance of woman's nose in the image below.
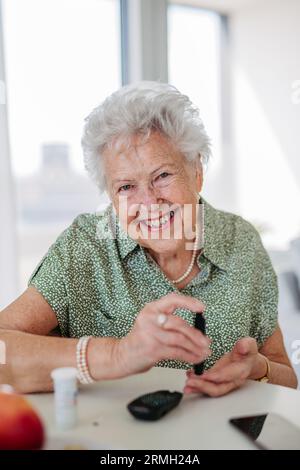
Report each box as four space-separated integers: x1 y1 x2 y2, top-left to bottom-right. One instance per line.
138 185 160 208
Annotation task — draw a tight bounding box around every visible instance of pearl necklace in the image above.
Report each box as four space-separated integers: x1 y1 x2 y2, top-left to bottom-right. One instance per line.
172 230 200 284
146 228 201 285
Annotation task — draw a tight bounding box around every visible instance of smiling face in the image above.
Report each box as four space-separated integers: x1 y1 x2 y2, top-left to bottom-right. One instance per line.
103 132 203 255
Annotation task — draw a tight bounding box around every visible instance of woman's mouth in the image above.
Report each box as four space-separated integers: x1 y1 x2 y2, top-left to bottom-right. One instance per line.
140 209 176 232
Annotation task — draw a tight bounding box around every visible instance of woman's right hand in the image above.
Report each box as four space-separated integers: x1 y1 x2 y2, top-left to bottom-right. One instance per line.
115 292 211 376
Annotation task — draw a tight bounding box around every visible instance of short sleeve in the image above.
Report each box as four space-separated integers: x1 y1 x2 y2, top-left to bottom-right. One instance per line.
28 230 70 337
248 227 279 347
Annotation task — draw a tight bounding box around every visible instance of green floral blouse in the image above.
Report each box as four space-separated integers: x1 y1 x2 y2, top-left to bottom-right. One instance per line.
28 197 278 371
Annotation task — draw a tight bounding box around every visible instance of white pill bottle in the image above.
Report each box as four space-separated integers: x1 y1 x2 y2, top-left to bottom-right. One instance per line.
51 367 78 430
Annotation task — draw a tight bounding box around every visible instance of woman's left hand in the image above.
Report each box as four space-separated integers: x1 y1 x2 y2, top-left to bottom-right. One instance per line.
184 337 259 397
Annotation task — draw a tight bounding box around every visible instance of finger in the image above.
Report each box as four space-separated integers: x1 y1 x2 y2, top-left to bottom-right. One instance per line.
163 345 210 365
161 314 211 350
155 330 211 361
187 353 230 379
183 386 199 394
184 378 239 397
185 373 245 389
201 362 248 383
149 292 205 315
232 337 258 360
184 385 209 394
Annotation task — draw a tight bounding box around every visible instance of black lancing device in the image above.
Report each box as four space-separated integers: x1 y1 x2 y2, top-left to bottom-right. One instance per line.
194 313 206 375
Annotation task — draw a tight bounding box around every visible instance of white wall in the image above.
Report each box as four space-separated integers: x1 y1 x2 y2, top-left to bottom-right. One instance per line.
231 0 300 248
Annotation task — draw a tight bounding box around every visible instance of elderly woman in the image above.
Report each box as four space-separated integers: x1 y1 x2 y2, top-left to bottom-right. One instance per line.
0 82 297 394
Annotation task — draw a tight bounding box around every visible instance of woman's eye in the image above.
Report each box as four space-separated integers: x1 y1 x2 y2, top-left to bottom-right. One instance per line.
119 184 133 192
158 172 170 179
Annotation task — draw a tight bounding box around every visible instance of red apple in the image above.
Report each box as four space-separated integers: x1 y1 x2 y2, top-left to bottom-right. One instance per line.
0 389 44 450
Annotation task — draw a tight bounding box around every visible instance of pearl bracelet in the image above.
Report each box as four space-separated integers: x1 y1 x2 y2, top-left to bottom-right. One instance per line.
76 336 95 384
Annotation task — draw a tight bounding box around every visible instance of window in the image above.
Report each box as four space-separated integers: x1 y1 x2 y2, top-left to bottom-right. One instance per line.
168 4 222 203
168 2 300 250
3 0 121 291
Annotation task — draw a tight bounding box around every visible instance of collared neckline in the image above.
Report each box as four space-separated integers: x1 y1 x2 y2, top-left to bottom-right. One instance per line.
201 197 229 272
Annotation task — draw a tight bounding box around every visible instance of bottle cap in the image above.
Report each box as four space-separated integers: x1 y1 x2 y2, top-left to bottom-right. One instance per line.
51 367 78 383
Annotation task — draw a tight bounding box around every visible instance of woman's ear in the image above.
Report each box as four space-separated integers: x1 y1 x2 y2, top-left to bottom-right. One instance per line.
195 160 203 193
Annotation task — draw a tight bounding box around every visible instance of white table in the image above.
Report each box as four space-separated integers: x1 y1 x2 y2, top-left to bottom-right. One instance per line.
27 368 300 450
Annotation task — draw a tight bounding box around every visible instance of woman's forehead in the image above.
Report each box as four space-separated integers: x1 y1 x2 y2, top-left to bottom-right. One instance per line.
103 133 185 177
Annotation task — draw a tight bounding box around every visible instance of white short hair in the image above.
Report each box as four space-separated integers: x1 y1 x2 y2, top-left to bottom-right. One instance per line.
81 81 211 192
